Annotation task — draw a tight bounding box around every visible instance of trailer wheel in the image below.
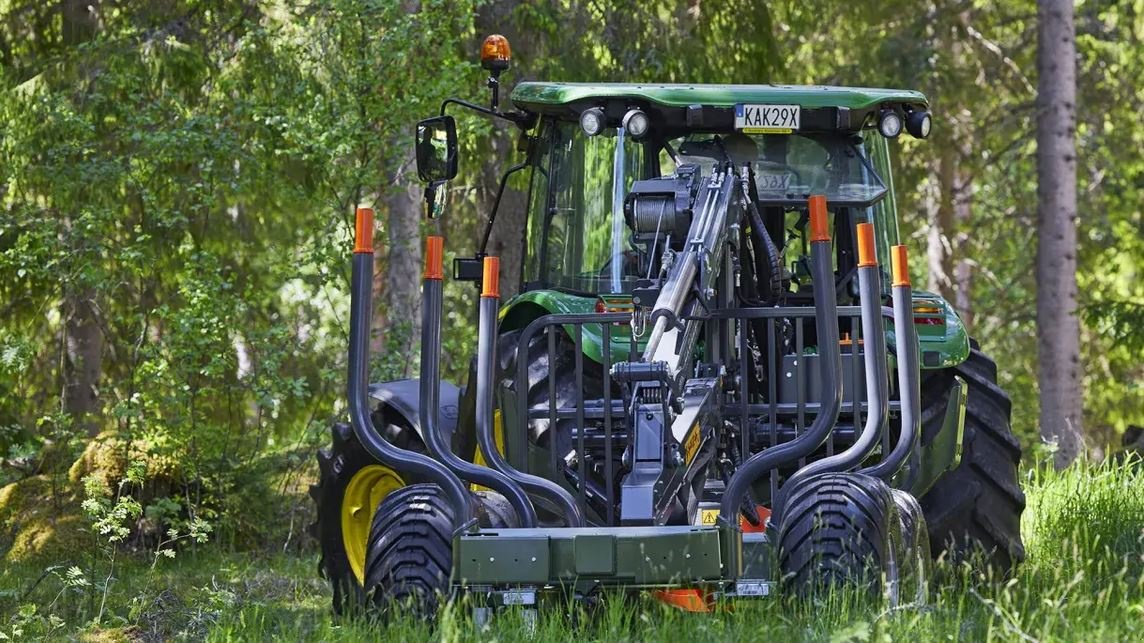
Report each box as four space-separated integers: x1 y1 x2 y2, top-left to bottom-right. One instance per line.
363 484 455 618
362 485 518 618
777 472 900 596
919 346 1025 569
311 416 424 615
891 489 931 605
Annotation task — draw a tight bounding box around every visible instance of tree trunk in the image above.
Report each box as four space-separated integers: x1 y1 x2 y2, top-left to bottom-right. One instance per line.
926 10 975 329
63 287 103 437
1035 0 1083 468
60 0 104 438
374 148 422 379
476 0 528 298
927 146 955 300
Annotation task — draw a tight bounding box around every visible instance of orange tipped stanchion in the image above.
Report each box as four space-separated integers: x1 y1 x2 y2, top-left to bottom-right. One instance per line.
481 256 500 299
891 245 910 287
353 208 374 254
423 236 444 281
856 222 878 267
808 195 830 242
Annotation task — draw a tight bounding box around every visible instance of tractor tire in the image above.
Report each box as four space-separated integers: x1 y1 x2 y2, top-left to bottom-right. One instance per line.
497 328 609 524
891 489 931 605
497 329 601 450
918 346 1025 569
311 415 425 615
363 484 518 619
777 472 901 596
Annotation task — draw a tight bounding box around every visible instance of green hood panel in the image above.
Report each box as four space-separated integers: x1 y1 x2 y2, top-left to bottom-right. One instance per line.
499 290 642 364
884 291 970 370
511 82 928 111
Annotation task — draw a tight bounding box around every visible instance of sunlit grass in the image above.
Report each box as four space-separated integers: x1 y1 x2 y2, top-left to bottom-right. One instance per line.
4 458 1143 641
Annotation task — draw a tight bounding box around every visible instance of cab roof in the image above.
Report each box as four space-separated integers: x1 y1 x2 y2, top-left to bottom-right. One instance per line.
511 82 928 111
510 82 928 135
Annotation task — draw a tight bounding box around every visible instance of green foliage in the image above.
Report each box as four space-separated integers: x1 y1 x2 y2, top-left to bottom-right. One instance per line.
0 2 1142 634
1 459 1141 640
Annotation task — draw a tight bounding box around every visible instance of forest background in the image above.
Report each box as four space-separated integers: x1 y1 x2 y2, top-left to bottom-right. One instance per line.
0 0 1141 635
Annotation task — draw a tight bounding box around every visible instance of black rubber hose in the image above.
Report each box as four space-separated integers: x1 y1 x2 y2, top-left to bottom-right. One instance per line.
741 173 782 302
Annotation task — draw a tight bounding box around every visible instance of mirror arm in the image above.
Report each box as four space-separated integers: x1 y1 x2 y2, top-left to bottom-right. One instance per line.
439 97 535 128
478 161 529 255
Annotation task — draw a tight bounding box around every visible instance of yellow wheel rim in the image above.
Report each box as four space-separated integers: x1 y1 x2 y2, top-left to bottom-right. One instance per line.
341 465 404 585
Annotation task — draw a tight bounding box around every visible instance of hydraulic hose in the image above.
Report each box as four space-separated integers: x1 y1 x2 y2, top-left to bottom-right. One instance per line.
346 209 472 531
740 167 782 302
779 222 890 498
474 257 584 527
419 237 537 528
863 245 921 480
718 195 843 526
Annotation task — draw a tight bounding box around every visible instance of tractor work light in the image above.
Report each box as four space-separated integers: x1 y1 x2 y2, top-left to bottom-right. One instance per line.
480 34 512 72
622 108 651 139
906 110 932 139
580 107 606 137
878 109 903 138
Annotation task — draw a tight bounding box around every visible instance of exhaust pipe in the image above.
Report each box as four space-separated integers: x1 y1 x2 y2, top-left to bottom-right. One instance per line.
476 257 585 527
718 195 843 526
346 209 472 531
419 237 537 528
780 222 890 492
863 245 921 480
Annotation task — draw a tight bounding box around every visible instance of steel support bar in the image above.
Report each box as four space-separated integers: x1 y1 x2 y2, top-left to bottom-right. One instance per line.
780 222 889 490
475 257 561 528
419 237 535 527
345 209 472 530
718 195 843 528
864 245 922 480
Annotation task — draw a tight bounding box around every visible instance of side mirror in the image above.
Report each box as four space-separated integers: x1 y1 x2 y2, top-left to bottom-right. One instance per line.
415 116 458 184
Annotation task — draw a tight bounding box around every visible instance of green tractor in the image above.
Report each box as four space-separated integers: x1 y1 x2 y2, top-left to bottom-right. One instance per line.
311 37 1024 617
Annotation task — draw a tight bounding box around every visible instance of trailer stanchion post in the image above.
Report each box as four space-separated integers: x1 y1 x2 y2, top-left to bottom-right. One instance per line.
718 194 843 529
863 245 921 480
781 221 890 489
476 256 585 527
419 237 538 528
345 208 472 531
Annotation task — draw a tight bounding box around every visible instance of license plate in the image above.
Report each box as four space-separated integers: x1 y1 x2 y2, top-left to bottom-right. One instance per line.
735 104 800 134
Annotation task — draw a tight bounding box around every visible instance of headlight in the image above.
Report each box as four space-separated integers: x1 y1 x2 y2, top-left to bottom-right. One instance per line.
878 110 903 138
906 110 932 139
622 108 650 139
580 107 605 137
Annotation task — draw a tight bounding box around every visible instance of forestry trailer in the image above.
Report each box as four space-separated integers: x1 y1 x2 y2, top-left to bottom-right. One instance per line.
311 35 1025 618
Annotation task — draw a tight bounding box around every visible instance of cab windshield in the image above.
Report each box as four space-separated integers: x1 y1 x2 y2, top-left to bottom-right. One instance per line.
524 121 646 294
522 120 887 295
673 133 886 206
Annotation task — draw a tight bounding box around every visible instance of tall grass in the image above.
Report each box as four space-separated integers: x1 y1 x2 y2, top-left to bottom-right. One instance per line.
5 458 1143 641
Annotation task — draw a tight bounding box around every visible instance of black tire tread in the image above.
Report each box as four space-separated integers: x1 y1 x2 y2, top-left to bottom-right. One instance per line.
364 484 455 618
919 347 1026 569
777 473 897 593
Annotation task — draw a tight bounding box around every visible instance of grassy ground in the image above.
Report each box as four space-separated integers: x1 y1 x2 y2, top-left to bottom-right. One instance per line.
2 458 1142 642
